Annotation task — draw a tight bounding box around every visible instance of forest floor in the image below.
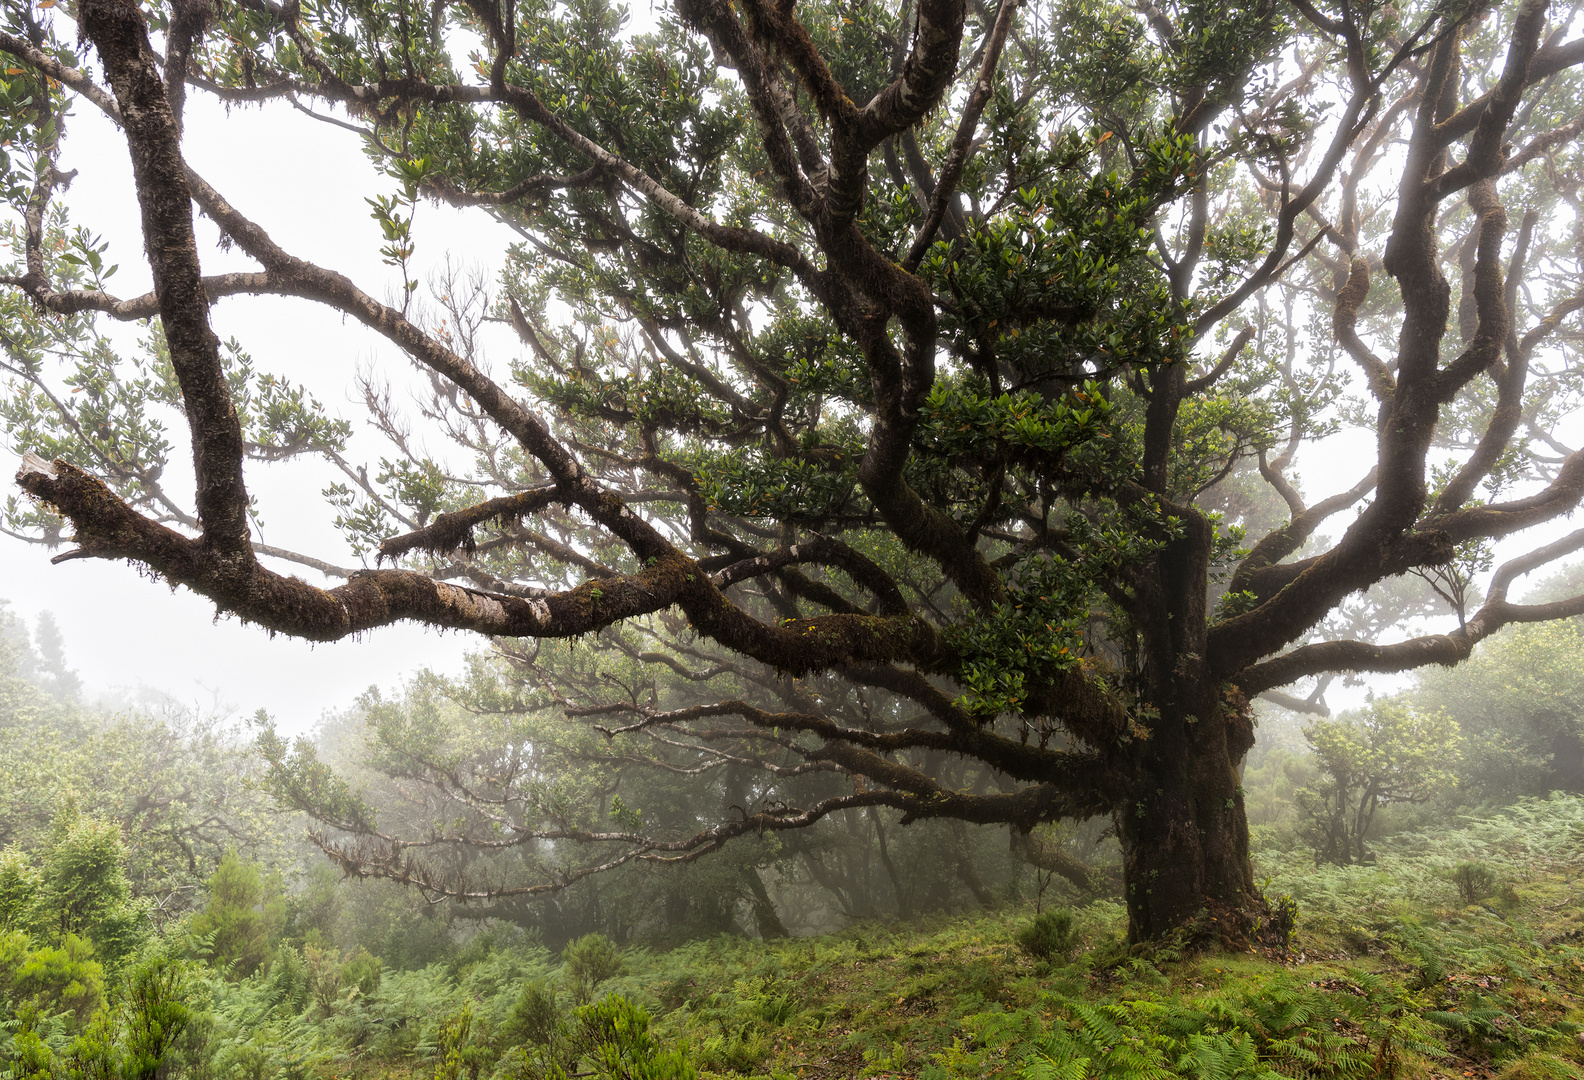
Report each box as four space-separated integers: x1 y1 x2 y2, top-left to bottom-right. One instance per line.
577 795 1584 1080
289 797 1584 1080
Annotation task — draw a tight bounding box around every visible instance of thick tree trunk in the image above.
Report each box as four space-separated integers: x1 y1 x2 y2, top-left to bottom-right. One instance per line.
1113 681 1261 944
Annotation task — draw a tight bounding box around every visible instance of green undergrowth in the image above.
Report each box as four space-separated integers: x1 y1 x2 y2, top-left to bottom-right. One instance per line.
10 797 1584 1080
313 798 1584 1079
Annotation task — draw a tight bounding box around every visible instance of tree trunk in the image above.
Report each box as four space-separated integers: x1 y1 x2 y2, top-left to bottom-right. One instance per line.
1112 680 1261 944
741 867 789 939
869 807 912 916
951 821 998 909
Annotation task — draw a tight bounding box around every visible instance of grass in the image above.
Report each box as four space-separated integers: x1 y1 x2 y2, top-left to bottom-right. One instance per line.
211 795 1584 1080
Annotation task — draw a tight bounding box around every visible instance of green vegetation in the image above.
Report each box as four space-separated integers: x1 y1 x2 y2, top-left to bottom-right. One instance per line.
1295 701 1463 867
5 586 1584 1079
5 594 1584 1078
6 752 1584 1080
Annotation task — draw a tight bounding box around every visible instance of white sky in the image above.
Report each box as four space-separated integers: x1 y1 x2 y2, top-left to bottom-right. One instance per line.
3 89 522 731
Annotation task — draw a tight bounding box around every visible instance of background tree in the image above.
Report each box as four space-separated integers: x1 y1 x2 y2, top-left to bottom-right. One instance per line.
0 599 289 925
1410 616 1584 799
187 851 285 977
31 613 80 703
4 0 1584 945
1295 700 1461 866
264 644 1074 946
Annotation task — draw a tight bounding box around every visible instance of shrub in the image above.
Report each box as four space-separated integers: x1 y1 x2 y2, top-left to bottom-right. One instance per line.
120 955 193 1080
1256 894 1300 950
500 980 561 1048
562 935 623 1004
0 932 106 1023
188 852 282 978
340 947 383 998
1017 909 1077 962
433 1005 473 1080
0 852 40 935
1452 861 1499 906
574 995 696 1080
15 816 147 965
304 944 343 1013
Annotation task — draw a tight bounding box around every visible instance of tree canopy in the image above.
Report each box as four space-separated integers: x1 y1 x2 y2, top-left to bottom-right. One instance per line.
3 0 1584 943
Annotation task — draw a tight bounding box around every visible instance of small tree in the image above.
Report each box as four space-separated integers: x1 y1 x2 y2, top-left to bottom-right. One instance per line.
1297 701 1461 866
35 816 146 964
31 612 80 702
188 851 283 978
562 934 624 1004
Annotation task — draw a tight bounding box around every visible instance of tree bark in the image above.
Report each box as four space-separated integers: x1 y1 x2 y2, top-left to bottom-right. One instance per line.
1112 679 1261 944
951 821 998 909
741 867 789 939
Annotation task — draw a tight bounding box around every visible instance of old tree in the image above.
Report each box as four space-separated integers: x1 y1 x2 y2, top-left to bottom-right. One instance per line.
3 0 1584 942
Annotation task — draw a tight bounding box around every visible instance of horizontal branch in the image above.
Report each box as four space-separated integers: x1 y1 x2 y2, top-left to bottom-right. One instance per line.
0 271 277 320
18 454 956 676
1239 531 1584 694
422 165 604 207
709 534 909 616
310 770 1101 904
377 484 565 562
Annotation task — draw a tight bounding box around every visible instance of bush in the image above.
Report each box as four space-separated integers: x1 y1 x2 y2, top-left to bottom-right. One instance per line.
1452 861 1499 905
1017 909 1077 962
562 935 623 1003
0 930 105 1024
576 995 696 1080
188 852 282 978
119 955 193 1080
340 947 382 998
1255 894 1299 950
0 852 40 935
499 980 560 1047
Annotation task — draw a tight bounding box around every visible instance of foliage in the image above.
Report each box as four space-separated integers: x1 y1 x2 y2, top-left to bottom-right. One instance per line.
1450 862 1499 907
1017 909 1077 963
0 607 285 919
0 951 197 1080
499 981 561 1047
118 955 193 1080
1297 703 1462 866
187 853 285 979
1257 794 1584 918
0 793 1575 1080
0 931 106 1026
573 995 697 1080
7 0 1584 951
563 934 626 1004
1410 619 1584 799
29 817 147 967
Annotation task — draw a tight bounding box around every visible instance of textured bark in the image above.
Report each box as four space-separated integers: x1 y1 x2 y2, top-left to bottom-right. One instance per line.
79 0 249 556
1114 682 1259 943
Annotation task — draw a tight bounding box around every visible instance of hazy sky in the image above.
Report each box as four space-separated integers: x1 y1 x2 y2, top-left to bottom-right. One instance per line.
4 85 521 731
